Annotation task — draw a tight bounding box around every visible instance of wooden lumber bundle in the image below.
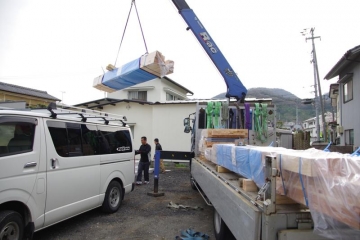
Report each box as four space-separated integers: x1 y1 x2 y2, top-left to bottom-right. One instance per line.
140 51 174 77
276 154 360 230
207 129 248 138
93 75 116 93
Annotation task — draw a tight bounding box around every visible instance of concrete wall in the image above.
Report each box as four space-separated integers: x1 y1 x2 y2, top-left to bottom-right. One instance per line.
103 102 153 151
152 103 195 152
338 64 360 148
102 102 195 157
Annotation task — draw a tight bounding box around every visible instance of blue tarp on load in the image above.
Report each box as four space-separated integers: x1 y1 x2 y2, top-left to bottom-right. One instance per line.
102 58 157 90
235 146 251 178
249 148 266 187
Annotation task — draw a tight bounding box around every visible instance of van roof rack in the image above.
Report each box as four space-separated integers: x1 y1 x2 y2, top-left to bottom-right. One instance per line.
36 102 128 126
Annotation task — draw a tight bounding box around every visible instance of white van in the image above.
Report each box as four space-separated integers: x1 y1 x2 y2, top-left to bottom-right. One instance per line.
0 104 135 239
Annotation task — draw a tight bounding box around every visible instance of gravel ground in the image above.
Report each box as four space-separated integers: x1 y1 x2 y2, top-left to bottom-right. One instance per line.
33 163 215 240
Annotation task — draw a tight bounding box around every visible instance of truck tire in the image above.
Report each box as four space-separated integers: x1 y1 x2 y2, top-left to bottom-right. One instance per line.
213 209 235 240
0 210 24 240
102 181 123 213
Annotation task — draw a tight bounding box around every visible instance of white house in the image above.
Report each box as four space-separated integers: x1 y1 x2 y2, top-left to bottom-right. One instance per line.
302 112 334 142
108 76 193 102
76 76 196 154
324 45 360 149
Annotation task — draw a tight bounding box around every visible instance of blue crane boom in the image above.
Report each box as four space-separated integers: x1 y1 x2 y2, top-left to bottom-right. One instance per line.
172 0 247 101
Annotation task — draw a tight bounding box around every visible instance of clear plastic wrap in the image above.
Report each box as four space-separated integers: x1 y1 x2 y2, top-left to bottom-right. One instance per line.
210 145 217 164
211 143 360 239
275 149 360 240
204 148 212 161
248 146 288 187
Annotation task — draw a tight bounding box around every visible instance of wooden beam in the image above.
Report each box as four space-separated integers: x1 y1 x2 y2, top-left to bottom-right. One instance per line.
242 179 258 192
216 165 231 173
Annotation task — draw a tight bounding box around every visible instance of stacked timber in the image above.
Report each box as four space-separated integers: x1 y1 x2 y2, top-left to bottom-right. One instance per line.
211 144 360 236
198 129 248 163
275 149 360 233
140 51 174 77
93 75 116 93
93 50 174 93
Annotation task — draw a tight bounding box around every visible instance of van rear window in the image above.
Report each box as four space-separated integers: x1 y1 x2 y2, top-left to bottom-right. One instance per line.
98 129 133 154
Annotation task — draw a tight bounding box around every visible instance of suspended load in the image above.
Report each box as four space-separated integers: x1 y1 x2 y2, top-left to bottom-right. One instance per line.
93 50 174 93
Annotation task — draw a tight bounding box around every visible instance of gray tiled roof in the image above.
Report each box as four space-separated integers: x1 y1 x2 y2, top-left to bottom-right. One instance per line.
0 81 60 101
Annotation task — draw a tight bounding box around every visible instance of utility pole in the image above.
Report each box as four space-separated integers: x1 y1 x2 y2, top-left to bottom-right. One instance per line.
309 28 327 142
302 28 326 142
311 63 320 141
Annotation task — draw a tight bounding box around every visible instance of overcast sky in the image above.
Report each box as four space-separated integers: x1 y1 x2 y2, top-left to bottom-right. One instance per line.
1 0 359 104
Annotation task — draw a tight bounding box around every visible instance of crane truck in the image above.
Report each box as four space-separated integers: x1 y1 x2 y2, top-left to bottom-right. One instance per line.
171 1 332 239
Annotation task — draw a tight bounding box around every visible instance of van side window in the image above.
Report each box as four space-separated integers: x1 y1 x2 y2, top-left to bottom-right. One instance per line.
81 124 98 155
0 118 36 157
66 123 83 157
97 127 132 154
47 121 99 157
47 121 69 157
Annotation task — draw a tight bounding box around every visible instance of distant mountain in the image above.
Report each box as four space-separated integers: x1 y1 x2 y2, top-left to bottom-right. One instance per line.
213 88 332 123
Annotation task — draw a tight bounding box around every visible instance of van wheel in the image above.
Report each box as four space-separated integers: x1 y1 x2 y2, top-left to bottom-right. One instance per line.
102 181 123 213
213 209 235 240
0 210 24 240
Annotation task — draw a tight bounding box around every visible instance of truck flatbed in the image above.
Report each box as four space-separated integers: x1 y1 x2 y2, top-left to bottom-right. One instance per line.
191 157 329 240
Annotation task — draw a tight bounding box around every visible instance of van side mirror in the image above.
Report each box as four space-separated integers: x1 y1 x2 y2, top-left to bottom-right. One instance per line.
183 118 190 126
184 125 191 133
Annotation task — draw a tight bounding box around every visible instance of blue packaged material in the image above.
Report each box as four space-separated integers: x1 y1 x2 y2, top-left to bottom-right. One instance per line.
215 144 236 172
102 58 157 90
215 145 224 166
235 146 251 178
249 148 265 187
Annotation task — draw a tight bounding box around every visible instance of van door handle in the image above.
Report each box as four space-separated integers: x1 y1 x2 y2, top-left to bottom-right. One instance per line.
24 162 37 168
51 158 57 169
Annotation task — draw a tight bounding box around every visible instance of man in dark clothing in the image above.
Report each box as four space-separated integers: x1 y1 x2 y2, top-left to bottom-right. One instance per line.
135 136 151 185
154 138 165 173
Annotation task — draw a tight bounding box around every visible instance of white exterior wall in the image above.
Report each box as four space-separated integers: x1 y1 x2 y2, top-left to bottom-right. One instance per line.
159 78 189 101
107 78 189 102
102 103 153 151
152 104 195 152
338 64 360 148
102 102 195 156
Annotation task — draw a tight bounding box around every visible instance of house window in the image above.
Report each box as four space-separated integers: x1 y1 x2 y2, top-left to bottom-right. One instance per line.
166 93 182 101
343 79 353 103
345 129 354 145
128 91 147 101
